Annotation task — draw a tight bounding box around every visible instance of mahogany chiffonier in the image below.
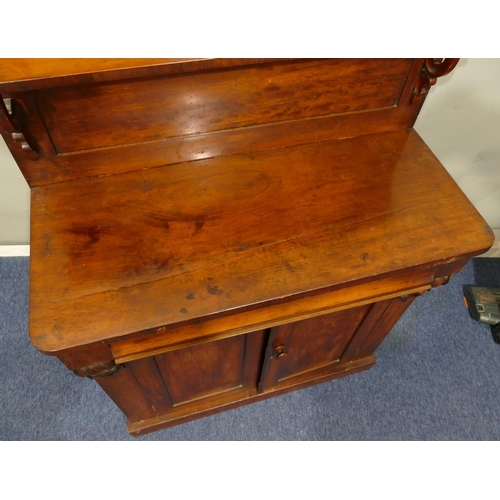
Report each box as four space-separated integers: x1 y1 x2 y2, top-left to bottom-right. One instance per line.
0 58 493 436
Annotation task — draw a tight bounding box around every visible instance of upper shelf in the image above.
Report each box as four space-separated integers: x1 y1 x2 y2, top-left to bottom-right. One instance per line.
0 58 295 93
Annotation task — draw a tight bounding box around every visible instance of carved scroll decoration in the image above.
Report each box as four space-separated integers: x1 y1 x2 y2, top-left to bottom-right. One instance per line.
411 59 459 104
399 290 426 302
73 360 124 379
0 96 39 160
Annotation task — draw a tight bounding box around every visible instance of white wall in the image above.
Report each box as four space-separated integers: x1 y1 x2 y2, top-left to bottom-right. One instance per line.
0 59 499 253
415 59 500 230
0 138 30 245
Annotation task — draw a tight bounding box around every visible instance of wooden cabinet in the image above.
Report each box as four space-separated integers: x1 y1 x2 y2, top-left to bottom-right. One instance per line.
96 299 416 433
0 58 493 436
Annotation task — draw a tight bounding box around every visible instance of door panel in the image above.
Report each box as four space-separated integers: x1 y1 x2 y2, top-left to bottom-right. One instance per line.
154 336 245 405
127 329 267 414
259 304 371 392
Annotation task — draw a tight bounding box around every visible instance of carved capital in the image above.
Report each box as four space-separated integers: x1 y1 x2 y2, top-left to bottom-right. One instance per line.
432 275 451 288
0 96 39 160
400 290 427 302
73 360 124 379
411 59 459 104
400 276 452 302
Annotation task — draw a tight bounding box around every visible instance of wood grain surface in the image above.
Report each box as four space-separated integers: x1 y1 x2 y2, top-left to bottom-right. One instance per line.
0 58 291 92
29 129 494 353
3 58 493 434
36 59 411 153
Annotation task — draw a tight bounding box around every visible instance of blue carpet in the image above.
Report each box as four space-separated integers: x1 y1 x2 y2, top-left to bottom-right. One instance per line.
1 256 500 440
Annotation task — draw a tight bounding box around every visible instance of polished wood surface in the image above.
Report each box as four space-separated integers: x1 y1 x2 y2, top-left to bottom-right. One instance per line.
111 276 432 364
37 59 411 153
1 58 492 435
29 129 493 353
259 305 372 392
0 58 289 92
4 58 420 187
154 335 248 404
126 354 378 435
17 101 422 187
129 328 266 407
0 58 194 84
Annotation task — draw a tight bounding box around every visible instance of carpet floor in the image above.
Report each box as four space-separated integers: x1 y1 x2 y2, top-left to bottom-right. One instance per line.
1 256 500 440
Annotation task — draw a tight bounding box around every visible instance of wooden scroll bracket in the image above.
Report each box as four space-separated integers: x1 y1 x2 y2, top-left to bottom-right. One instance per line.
0 95 39 160
73 360 124 379
411 59 459 104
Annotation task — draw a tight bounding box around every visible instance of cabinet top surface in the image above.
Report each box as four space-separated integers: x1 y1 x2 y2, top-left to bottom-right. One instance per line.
28 129 494 353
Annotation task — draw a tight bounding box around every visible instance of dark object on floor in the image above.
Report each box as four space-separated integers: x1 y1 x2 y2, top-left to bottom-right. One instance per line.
463 285 500 324
463 283 500 345
492 325 500 345
463 259 500 344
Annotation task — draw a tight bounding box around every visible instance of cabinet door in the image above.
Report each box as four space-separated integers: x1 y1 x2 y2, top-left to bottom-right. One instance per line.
258 305 372 392
257 294 417 393
124 328 267 420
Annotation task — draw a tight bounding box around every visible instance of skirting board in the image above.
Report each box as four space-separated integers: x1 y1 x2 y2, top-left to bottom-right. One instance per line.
0 245 30 257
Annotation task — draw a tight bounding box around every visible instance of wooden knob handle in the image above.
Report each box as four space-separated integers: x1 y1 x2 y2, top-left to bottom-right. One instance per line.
273 345 287 358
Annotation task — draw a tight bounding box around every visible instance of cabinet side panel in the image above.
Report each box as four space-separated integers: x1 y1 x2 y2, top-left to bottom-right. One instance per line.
357 296 417 357
128 357 173 413
340 299 393 362
95 366 157 422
